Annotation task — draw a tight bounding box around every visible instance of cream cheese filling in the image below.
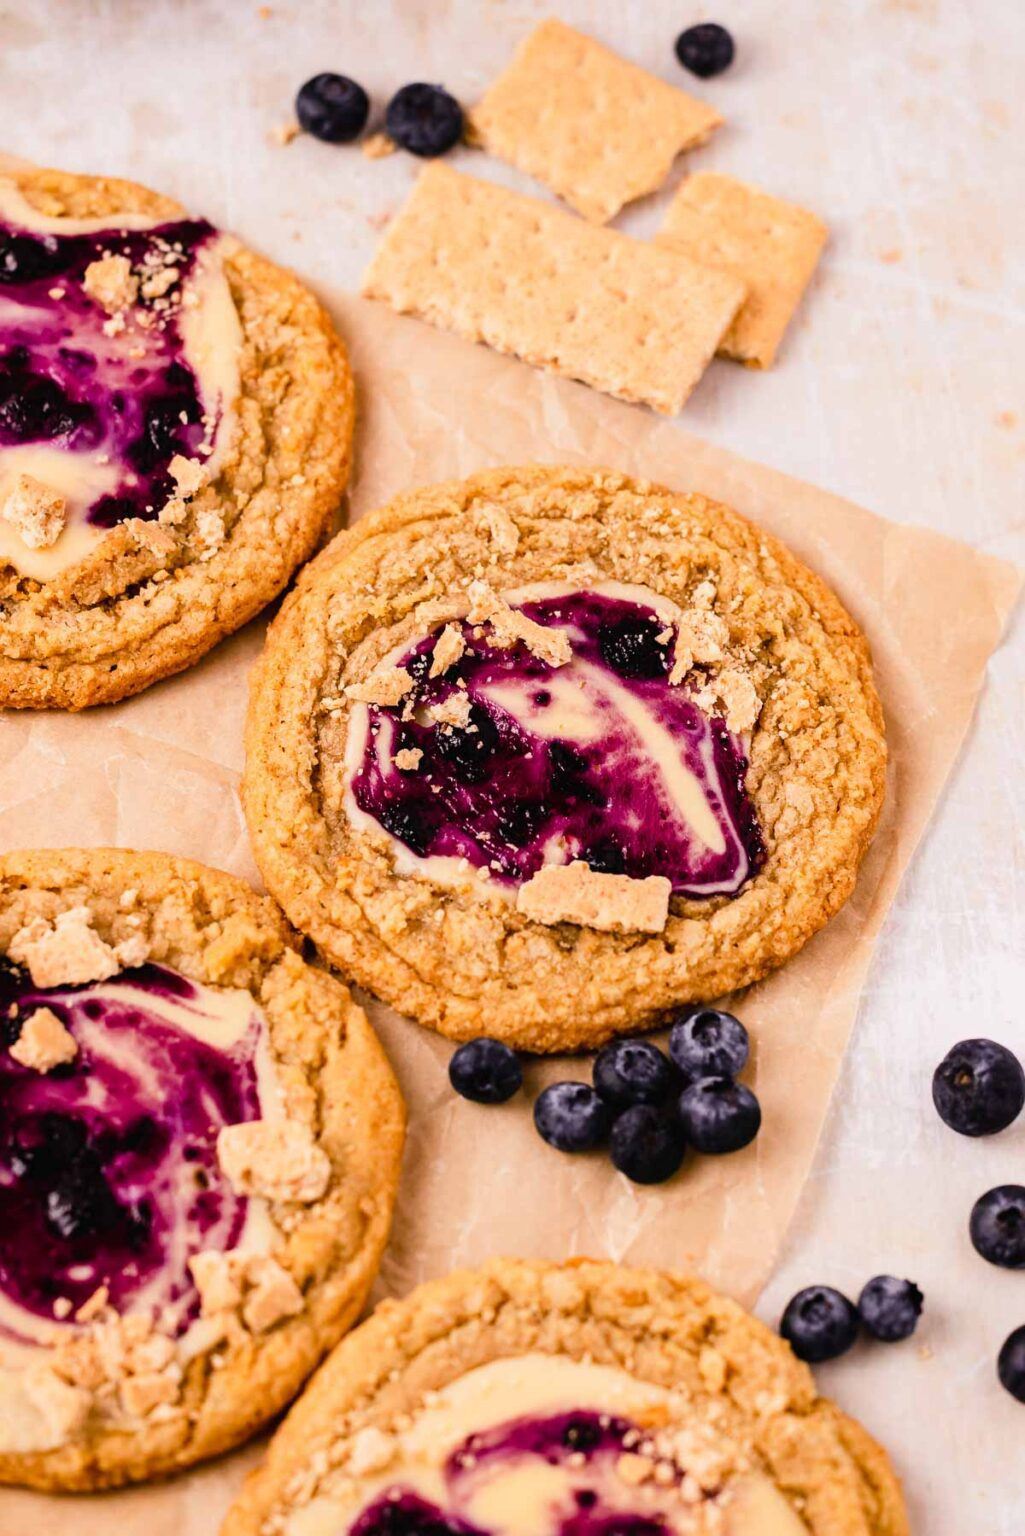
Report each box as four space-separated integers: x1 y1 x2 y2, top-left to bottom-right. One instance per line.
0 178 242 580
343 579 742 897
0 975 282 1452
285 1354 808 1536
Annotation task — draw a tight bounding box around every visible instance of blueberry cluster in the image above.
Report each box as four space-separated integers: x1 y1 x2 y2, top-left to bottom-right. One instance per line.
780 1276 924 1364
779 1035 1025 1402
448 1007 761 1187
295 75 462 157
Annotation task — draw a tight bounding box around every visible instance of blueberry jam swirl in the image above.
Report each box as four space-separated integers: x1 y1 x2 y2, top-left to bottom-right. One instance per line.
350 1410 696 1534
350 588 764 898
0 197 224 532
0 959 262 1337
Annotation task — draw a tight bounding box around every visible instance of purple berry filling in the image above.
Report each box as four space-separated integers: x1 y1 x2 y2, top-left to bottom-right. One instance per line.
352 1410 700 1534
0 959 261 1334
352 590 764 897
0 212 220 529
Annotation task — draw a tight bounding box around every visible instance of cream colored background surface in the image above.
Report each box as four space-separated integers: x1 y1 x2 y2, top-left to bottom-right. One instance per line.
0 2 1022 1532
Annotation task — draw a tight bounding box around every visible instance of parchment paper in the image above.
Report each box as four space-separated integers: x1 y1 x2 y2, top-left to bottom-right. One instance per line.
0 295 1019 1536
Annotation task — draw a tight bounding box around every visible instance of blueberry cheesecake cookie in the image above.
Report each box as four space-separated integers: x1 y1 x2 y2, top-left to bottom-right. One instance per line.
244 467 885 1050
0 165 353 709
222 1258 909 1536
0 848 404 1490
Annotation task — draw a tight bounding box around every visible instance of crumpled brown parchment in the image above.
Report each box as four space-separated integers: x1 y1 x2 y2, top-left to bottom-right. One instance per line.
0 293 1019 1536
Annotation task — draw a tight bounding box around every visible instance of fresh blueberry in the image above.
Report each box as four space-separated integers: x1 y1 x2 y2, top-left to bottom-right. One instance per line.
609 1105 686 1184
436 703 499 783
669 1007 749 1079
780 1286 860 1363
998 1325 1025 1404
970 1185 1025 1270
593 1039 678 1108
857 1276 924 1342
449 1038 522 1104
674 22 735 79
678 1076 760 1154
296 73 370 143
932 1038 1025 1137
534 1082 610 1153
386 83 463 158
597 616 668 679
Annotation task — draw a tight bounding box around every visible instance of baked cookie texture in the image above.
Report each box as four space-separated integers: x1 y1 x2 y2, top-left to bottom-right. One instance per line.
243 466 887 1050
0 848 405 1491
0 167 354 710
222 1258 910 1536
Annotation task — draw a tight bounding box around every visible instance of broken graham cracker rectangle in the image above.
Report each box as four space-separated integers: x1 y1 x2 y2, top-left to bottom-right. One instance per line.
470 18 722 224
516 862 672 935
657 172 828 369
362 164 746 415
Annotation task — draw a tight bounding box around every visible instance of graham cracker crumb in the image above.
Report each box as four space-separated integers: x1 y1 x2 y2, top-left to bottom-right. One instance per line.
272 119 301 147
428 692 473 729
242 1256 304 1333
168 454 208 498
1 474 67 549
140 264 179 300
8 906 121 988
429 624 466 678
467 580 572 667
616 1451 655 1486
75 1285 110 1324
394 746 423 771
670 585 729 682
347 1424 397 1475
692 668 761 734
9 1006 78 1072
119 1366 181 1418
217 1119 332 1203
189 1250 244 1315
476 502 520 556
361 132 396 160
82 254 138 315
516 861 671 934
346 665 415 708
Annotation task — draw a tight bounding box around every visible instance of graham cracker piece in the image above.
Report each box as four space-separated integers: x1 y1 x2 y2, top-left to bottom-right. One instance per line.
516 861 671 934
470 19 722 224
657 172 828 368
362 164 745 415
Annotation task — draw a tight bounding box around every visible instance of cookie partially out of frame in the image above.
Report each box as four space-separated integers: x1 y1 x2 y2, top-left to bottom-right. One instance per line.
0 848 404 1491
243 466 886 1052
0 166 354 709
223 1258 909 1536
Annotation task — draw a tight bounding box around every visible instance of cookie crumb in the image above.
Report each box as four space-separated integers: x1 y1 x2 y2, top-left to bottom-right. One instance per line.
75 1285 110 1324
394 747 423 771
516 861 671 934
189 1250 243 1315
140 264 179 300
429 624 466 677
692 668 761 734
346 666 415 708
168 455 207 499
10 1007 78 1073
83 254 138 315
119 1367 180 1418
1 474 67 549
347 1424 396 1475
616 1451 655 1486
217 1119 332 1203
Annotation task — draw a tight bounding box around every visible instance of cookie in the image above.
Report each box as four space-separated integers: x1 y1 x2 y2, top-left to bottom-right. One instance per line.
470 19 723 224
361 164 745 415
657 174 828 369
243 466 886 1050
222 1258 910 1536
0 166 354 709
0 847 404 1491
